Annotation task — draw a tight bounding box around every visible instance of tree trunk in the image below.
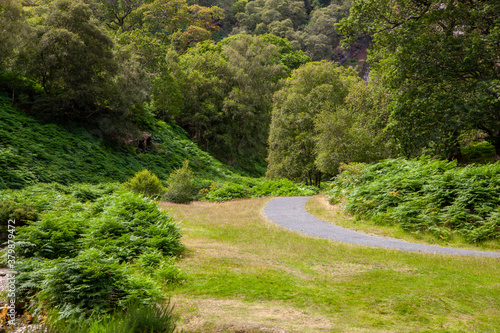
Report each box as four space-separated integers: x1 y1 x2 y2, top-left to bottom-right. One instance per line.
495 143 500 162
447 131 463 163
315 171 322 188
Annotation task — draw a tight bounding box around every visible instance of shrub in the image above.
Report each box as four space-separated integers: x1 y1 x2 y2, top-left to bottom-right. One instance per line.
3 184 185 322
202 183 249 202
163 161 197 204
125 170 166 198
86 191 184 262
327 158 500 243
0 200 39 241
15 212 87 259
39 250 134 318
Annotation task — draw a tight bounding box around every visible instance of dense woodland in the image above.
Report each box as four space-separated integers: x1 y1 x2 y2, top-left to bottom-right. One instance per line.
1 0 499 178
1 0 500 330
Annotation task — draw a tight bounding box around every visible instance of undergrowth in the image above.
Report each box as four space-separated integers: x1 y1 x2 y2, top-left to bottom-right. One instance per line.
0 96 235 189
36 301 177 333
0 183 185 325
200 178 320 202
326 157 500 243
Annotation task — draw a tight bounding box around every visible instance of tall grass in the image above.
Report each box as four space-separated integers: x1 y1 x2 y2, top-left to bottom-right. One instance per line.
37 301 177 333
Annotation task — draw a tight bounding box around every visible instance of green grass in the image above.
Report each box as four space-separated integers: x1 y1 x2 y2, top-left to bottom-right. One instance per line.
162 198 500 332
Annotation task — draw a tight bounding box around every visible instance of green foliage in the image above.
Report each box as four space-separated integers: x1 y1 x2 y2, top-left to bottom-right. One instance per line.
338 0 500 160
26 0 120 120
163 160 197 203
125 169 166 198
0 200 38 241
0 0 28 70
201 178 319 202
461 141 496 164
326 158 500 243
314 78 393 174
0 97 237 189
87 191 184 262
15 212 86 259
177 34 291 174
2 183 184 319
250 178 318 197
39 249 159 318
232 0 351 61
202 182 249 202
267 61 386 185
37 301 177 333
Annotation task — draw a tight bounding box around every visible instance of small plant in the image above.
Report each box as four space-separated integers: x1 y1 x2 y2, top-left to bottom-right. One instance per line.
125 170 166 198
202 183 249 202
0 201 39 241
163 161 197 204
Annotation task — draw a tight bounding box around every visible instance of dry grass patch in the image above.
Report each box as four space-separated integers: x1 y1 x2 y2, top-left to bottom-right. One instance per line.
172 296 334 332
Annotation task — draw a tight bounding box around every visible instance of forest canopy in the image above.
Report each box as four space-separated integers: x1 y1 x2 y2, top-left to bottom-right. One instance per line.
1 0 498 179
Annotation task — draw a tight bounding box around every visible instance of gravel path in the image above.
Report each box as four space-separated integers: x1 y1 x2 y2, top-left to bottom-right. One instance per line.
264 197 500 258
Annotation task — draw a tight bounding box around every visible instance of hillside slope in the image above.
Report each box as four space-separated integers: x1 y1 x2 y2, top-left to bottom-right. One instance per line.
0 97 236 189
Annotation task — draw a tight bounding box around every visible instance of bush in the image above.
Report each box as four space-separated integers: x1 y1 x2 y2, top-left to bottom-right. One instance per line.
163 161 197 204
2 184 185 322
15 212 86 259
38 249 158 319
200 178 320 202
125 169 166 198
86 191 184 262
202 183 249 202
0 200 39 241
326 157 500 243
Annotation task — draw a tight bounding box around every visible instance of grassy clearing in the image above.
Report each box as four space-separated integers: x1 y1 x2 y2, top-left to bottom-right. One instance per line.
305 195 500 252
162 198 500 333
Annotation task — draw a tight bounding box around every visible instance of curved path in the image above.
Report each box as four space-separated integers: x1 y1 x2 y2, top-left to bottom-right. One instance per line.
264 197 500 258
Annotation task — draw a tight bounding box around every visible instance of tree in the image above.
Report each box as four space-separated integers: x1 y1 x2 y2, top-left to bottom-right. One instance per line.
27 0 118 120
221 34 288 169
142 0 224 51
338 0 500 160
88 0 146 32
314 77 392 174
177 41 232 153
232 0 353 61
0 0 28 70
266 61 355 185
176 35 296 174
